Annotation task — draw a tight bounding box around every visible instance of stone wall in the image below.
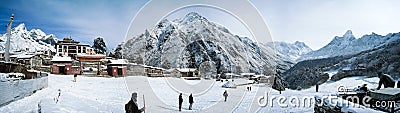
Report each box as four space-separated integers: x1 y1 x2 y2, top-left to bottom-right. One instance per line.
126 64 145 76
0 76 48 107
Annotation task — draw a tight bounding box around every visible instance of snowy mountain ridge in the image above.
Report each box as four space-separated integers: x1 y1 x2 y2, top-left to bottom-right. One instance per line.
118 12 294 74
265 41 312 62
298 30 399 61
0 23 58 52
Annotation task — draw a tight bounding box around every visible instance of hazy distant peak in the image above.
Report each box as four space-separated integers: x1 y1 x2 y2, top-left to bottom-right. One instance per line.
343 30 353 37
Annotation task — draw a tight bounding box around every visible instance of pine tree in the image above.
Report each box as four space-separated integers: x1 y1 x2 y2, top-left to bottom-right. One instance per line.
92 37 107 54
110 44 123 59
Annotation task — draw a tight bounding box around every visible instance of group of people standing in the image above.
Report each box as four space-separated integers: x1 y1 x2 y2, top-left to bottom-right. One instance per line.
178 90 229 111
125 90 232 112
178 93 194 111
246 86 252 91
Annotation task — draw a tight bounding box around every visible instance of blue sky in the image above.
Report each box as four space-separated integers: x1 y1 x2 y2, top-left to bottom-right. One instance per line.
1 0 400 50
0 0 147 48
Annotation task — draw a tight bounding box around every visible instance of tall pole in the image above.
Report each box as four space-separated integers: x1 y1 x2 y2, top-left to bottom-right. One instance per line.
143 95 146 113
5 14 14 62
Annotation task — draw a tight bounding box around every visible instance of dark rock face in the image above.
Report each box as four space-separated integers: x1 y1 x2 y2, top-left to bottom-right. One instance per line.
283 56 344 89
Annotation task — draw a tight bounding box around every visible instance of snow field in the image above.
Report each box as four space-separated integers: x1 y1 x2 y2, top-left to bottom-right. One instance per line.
0 74 382 113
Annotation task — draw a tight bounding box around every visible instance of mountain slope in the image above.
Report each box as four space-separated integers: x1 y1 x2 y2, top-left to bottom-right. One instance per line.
0 23 58 52
265 41 312 61
298 30 398 61
118 12 289 74
283 32 400 89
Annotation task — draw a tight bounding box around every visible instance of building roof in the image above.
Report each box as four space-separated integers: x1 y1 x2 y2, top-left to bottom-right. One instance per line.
58 38 80 44
175 68 196 72
77 54 106 62
77 53 106 58
253 75 267 78
76 44 90 46
138 64 164 70
108 59 128 65
9 52 36 59
51 56 72 62
225 73 237 76
241 73 255 75
17 55 35 59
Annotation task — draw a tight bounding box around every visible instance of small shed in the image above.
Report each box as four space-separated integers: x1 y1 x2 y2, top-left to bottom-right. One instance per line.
171 68 197 77
221 73 236 79
107 59 127 77
51 56 73 75
241 73 255 78
126 63 146 76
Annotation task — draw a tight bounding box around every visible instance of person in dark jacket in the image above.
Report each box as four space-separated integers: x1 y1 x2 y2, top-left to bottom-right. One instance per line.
188 93 194 110
73 74 77 82
223 90 228 102
360 84 368 92
377 72 395 90
179 93 183 111
125 92 145 113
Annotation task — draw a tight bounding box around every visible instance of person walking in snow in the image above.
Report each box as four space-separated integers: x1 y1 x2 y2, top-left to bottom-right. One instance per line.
179 93 183 111
73 74 77 82
188 93 194 110
125 92 145 113
223 90 228 102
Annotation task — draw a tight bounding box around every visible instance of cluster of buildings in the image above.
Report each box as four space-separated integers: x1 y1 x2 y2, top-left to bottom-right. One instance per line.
2 36 275 81
1 37 204 77
1 38 115 77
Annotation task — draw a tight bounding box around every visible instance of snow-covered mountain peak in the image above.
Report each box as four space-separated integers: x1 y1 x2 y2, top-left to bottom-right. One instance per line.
29 29 47 39
179 12 208 25
118 12 288 74
183 12 206 22
294 41 308 48
299 30 399 61
13 23 27 32
330 30 356 45
0 23 58 52
343 30 353 37
268 41 313 61
159 19 171 25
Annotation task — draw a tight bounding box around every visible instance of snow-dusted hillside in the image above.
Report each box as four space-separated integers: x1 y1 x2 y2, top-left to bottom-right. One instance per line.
298 30 400 61
119 12 284 74
0 23 57 52
284 34 400 90
265 41 312 61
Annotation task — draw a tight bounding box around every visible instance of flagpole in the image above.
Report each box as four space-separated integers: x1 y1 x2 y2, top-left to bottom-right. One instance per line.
143 95 145 113
5 13 14 62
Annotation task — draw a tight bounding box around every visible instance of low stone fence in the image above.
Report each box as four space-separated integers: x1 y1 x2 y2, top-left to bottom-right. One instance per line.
0 76 48 107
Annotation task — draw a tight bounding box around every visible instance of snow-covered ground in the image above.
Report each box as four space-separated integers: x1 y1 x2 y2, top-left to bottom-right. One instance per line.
0 75 129 113
257 76 380 113
0 74 382 113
